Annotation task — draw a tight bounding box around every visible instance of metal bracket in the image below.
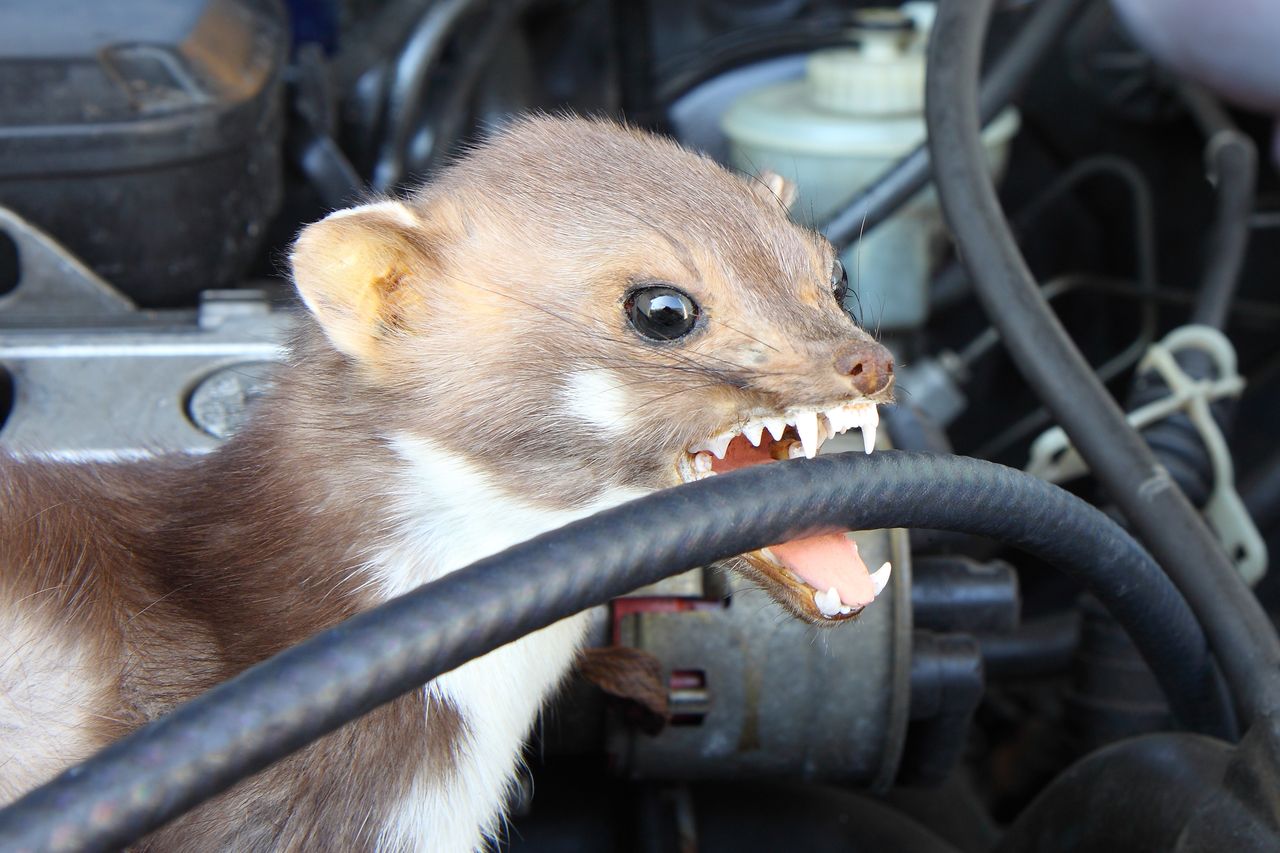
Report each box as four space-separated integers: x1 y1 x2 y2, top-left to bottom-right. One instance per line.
0 207 136 320
1028 326 1266 584
0 207 293 461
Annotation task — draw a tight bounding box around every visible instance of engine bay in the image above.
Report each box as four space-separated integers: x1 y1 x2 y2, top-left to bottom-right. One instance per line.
3 0 1280 850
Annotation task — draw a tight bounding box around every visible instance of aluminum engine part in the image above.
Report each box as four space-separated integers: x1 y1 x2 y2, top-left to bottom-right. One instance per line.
609 521 913 791
0 208 293 461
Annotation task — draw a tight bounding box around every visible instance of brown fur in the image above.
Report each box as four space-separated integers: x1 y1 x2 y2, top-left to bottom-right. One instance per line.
1 115 892 848
0 360 463 848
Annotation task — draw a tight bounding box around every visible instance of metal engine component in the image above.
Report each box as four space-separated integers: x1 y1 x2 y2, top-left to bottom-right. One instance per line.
0 208 291 461
609 512 915 788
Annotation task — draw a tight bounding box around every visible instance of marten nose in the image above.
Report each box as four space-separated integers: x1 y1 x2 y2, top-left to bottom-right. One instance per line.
834 341 894 396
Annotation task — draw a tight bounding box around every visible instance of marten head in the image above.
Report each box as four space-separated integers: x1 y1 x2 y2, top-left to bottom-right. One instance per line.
290 116 895 623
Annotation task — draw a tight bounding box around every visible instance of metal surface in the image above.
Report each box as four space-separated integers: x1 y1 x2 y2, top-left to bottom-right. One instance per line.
0 208 292 461
611 520 913 790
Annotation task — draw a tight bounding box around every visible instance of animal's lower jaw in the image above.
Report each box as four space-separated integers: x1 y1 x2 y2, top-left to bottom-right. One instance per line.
740 547 892 624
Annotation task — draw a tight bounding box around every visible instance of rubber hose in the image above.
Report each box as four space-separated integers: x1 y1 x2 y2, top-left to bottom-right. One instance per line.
372 0 486 191
995 733 1234 853
0 451 1233 852
822 0 1089 250
1121 86 1257 505
1179 83 1258 331
924 0 1280 725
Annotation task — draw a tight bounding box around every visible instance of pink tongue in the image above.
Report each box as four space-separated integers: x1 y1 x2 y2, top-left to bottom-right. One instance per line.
770 534 875 608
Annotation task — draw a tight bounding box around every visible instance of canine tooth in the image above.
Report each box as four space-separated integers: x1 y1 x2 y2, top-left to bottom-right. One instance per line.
814 587 842 618
763 417 787 441
794 410 820 459
870 562 892 597
693 452 713 473
694 432 734 459
787 442 805 460
860 407 879 455
742 421 764 447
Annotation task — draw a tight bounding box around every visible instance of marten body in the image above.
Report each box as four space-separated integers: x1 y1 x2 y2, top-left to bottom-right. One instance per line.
0 117 894 850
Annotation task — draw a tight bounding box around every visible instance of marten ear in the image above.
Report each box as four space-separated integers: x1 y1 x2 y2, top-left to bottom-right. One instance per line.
290 200 441 361
749 170 799 212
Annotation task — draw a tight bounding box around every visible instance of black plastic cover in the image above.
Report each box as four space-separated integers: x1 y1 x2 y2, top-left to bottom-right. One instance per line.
0 0 286 305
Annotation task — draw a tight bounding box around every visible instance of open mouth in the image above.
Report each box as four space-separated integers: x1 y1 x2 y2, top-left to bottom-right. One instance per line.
676 402 891 623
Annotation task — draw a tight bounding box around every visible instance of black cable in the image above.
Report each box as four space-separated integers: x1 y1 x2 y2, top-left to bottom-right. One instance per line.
0 451 1233 851
1178 83 1258 330
932 153 1158 319
972 277 1280 461
372 0 488 191
957 274 1155 384
417 0 526 177
654 16 853 107
821 0 1091 251
925 0 1280 727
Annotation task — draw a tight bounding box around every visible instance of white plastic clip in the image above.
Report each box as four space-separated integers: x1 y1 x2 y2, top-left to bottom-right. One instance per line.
1027 326 1266 585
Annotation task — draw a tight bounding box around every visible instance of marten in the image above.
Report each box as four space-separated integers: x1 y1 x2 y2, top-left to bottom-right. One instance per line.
0 116 894 851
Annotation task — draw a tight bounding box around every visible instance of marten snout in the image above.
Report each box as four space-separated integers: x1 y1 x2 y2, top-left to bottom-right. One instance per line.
834 341 895 397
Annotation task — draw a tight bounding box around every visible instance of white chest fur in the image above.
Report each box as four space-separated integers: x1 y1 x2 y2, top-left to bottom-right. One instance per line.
374 434 644 852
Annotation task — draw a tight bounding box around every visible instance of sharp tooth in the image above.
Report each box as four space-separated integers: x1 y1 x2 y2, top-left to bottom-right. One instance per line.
870 562 892 597
742 421 764 447
787 442 805 460
814 587 842 617
763 417 787 441
824 407 848 435
693 452 713 473
693 432 735 459
794 410 819 459
860 407 879 455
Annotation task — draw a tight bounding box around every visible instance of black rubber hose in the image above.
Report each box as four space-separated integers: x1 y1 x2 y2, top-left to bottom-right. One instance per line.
821 0 1089 251
925 0 1280 726
0 452 1232 852
372 0 487 191
995 733 1234 853
1179 83 1258 331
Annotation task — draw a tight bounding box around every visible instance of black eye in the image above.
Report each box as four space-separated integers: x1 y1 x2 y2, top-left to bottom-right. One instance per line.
625 285 700 341
830 259 849 304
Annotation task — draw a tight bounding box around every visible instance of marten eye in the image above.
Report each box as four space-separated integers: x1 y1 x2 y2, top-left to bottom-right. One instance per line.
830 259 849 304
625 285 700 341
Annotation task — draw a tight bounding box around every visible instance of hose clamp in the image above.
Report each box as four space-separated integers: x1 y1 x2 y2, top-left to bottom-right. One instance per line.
1028 325 1266 584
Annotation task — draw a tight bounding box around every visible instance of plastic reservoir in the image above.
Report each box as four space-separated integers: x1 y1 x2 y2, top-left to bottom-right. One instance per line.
722 6 1018 331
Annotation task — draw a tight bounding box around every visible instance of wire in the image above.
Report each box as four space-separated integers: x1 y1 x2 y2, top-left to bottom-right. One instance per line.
372 0 489 191
954 154 1159 374
0 451 1233 851
924 0 1280 728
957 275 1154 384
1177 83 1258 331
